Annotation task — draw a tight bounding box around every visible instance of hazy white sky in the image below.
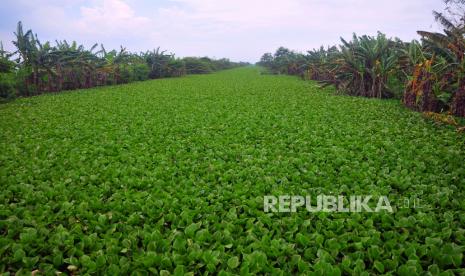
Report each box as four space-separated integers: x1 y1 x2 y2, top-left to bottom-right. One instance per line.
0 0 446 62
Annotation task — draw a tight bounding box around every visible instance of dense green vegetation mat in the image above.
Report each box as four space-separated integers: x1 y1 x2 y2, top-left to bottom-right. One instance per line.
1 67 465 274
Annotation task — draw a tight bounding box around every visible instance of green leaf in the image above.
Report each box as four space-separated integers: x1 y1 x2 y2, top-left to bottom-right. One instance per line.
373 260 384 273
160 270 171 276
185 223 200 238
13 249 25 262
227 256 240 269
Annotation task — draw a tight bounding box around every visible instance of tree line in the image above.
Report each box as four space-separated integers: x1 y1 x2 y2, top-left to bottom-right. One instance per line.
0 22 249 101
258 2 465 117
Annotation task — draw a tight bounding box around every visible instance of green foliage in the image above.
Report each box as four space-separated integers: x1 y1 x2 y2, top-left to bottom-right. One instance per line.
1 22 246 98
130 63 150 81
334 33 402 98
257 52 273 68
144 48 182 79
261 34 404 99
0 58 14 74
0 47 17 101
1 67 464 274
0 72 16 101
210 58 244 71
258 9 465 116
183 57 213 74
182 57 246 75
258 47 306 76
166 59 186 77
0 54 16 101
415 10 465 116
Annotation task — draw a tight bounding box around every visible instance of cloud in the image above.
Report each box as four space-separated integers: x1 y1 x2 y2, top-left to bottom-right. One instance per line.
75 0 152 38
167 0 306 28
158 0 442 36
0 0 153 51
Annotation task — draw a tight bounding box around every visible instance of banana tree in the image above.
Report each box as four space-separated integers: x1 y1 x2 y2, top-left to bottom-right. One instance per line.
417 11 465 116
330 33 401 98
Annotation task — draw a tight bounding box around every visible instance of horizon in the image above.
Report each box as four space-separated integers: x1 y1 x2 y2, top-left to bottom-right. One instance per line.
1 0 446 63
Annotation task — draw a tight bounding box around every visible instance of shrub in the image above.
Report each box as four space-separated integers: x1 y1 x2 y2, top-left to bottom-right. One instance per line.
166 59 186 77
131 63 150 81
0 73 16 102
0 57 16 101
183 57 212 74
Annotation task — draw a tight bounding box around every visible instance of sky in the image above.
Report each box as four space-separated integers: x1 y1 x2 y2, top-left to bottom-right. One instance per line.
0 0 447 62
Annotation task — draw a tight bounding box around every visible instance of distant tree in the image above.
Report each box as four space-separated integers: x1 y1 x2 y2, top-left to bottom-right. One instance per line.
258 53 273 67
0 42 16 101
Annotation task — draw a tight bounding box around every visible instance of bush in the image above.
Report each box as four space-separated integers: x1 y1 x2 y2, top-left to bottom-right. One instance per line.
118 65 132 84
166 59 186 77
0 73 16 102
131 63 150 81
183 57 212 74
15 66 38 96
0 57 16 101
